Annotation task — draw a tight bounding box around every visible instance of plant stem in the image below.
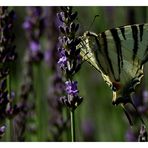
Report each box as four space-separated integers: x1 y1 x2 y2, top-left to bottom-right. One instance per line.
70 109 75 142
5 119 11 141
5 69 12 141
33 63 48 141
66 109 71 141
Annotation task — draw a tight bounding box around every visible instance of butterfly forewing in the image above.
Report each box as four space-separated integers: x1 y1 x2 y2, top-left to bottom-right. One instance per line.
79 35 100 72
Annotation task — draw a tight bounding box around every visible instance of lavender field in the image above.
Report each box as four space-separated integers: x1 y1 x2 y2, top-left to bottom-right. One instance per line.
0 6 148 142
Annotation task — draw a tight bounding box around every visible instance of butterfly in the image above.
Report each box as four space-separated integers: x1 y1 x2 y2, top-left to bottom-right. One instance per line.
78 23 148 125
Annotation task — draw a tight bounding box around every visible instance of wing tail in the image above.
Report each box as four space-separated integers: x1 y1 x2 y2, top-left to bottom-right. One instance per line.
121 104 133 126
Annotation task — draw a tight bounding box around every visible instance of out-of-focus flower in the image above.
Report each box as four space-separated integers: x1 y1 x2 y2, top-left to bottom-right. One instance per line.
143 90 148 104
23 6 44 63
125 128 137 142
125 87 148 142
44 50 51 66
0 125 6 138
29 41 40 52
138 124 147 142
44 7 70 141
81 119 95 141
13 6 45 141
0 6 19 138
22 19 32 30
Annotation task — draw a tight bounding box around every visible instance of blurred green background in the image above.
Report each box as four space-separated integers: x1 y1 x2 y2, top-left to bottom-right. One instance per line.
2 6 148 141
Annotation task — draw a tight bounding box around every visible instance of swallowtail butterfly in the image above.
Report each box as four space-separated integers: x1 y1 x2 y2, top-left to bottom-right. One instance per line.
79 23 148 125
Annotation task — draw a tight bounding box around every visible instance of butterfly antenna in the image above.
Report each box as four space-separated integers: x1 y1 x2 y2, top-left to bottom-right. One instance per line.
130 101 145 125
121 104 133 126
88 15 100 31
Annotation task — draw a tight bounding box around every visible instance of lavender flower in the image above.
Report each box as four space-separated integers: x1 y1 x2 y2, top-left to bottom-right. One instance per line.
138 124 147 142
44 7 70 141
44 50 51 66
65 81 78 96
143 90 148 104
0 6 19 138
125 86 148 142
13 6 45 141
29 41 41 52
22 20 32 30
0 7 17 72
0 125 6 138
57 6 83 110
125 128 137 142
23 6 44 63
128 88 148 118
57 48 67 69
81 119 95 141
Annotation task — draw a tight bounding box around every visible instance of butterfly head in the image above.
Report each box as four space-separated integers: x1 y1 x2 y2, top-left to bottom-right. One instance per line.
111 81 128 106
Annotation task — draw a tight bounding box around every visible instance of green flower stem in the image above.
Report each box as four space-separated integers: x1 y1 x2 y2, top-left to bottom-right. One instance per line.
33 63 48 141
5 70 12 141
67 61 76 142
70 109 75 142
5 119 11 141
66 109 71 141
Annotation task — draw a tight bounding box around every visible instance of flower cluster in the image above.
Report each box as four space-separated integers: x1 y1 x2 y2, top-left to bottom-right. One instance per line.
138 124 147 141
0 7 17 78
43 7 70 141
23 7 44 62
65 81 78 96
81 119 95 141
0 125 6 138
0 6 19 138
57 7 83 110
125 124 147 142
125 88 148 141
13 6 45 141
0 79 19 119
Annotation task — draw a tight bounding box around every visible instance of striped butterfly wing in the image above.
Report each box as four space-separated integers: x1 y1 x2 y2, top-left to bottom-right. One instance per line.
79 23 148 106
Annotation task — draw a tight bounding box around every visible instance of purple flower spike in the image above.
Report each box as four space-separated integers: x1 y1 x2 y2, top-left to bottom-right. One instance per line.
138 124 147 142
57 7 82 110
57 49 67 68
125 129 137 142
58 56 67 68
29 41 40 52
0 125 6 136
0 7 19 137
22 20 32 30
143 90 148 103
65 81 78 96
44 50 51 64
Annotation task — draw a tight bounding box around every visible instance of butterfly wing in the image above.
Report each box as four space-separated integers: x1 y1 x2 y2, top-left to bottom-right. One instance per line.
79 23 148 105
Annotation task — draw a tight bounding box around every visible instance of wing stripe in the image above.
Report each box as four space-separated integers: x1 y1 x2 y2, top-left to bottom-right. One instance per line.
94 36 108 74
110 28 123 80
141 45 148 65
139 24 144 42
101 32 117 81
131 25 138 61
84 32 108 74
120 27 126 40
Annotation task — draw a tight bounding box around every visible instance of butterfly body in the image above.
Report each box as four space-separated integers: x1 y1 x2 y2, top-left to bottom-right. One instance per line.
79 23 148 106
